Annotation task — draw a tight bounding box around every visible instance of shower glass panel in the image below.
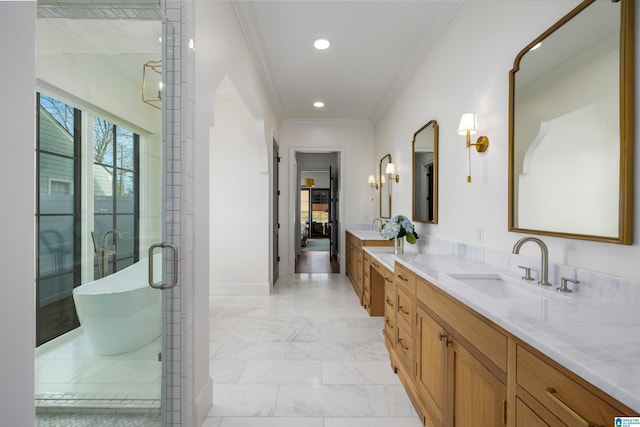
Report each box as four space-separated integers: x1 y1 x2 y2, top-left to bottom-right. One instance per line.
35 5 172 423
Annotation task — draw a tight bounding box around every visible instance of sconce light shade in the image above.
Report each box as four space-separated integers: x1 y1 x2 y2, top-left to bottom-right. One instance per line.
457 113 478 135
368 175 376 185
385 163 396 175
385 162 399 183
304 178 315 187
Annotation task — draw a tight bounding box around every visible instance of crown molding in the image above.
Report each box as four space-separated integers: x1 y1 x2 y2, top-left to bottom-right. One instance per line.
232 1 284 124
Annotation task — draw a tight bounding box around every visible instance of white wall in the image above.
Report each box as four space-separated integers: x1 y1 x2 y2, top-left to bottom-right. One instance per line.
0 2 36 425
209 78 270 295
375 0 640 281
280 120 375 274
194 0 277 295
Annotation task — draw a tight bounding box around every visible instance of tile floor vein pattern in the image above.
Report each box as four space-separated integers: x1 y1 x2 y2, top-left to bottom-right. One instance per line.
207 273 422 426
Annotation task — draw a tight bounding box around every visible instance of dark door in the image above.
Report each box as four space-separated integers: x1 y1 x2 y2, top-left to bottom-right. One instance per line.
272 140 280 285
329 166 339 260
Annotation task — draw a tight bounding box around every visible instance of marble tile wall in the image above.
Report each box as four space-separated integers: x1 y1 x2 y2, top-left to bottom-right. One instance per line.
401 229 640 305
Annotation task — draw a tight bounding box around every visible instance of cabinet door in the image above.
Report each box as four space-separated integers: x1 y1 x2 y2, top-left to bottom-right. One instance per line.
416 307 447 427
450 338 506 426
515 398 552 427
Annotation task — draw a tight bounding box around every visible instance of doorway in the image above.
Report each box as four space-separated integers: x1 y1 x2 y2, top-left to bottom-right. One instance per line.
295 153 340 273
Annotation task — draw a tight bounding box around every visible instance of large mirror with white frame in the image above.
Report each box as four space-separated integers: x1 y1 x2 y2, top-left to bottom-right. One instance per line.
508 0 634 244
412 120 438 223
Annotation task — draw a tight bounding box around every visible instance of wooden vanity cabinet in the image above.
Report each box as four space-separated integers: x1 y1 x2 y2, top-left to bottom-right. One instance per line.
416 276 507 427
346 233 364 301
362 251 371 310
345 231 393 306
367 257 390 316
382 261 639 426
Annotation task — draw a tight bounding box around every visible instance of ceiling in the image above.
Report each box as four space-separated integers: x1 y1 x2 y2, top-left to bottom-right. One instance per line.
233 1 462 123
36 1 463 124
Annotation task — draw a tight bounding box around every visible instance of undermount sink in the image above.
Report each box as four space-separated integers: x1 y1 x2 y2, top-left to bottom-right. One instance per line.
448 273 538 299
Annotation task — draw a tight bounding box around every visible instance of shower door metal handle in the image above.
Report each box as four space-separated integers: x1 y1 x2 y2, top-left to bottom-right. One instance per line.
148 242 179 289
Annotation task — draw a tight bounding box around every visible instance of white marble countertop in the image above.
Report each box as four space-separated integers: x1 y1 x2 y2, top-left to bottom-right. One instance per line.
345 226 389 241
363 246 395 271
365 251 640 412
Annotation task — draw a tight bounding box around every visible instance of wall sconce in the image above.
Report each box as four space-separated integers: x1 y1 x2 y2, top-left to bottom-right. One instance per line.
368 175 378 201
385 162 400 184
368 175 378 190
142 60 162 110
458 113 489 183
303 178 315 187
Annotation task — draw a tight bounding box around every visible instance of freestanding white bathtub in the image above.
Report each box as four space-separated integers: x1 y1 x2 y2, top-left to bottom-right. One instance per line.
73 254 162 355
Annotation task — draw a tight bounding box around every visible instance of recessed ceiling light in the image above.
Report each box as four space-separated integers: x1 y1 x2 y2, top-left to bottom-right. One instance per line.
313 38 330 50
313 101 325 108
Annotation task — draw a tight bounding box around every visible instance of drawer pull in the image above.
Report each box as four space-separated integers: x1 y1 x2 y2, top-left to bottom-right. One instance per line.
372 261 380 268
398 274 409 282
384 277 393 283
385 297 394 307
398 338 409 350
545 387 604 427
439 332 451 346
399 305 410 315
386 318 393 328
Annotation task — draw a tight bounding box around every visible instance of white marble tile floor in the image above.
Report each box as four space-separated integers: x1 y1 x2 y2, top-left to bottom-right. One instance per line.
35 327 161 409
206 273 422 427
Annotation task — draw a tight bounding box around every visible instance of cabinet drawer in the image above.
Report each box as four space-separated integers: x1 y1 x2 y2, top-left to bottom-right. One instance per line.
384 314 394 341
396 323 414 372
370 258 383 275
395 263 417 295
396 285 414 332
516 344 630 426
384 283 395 313
417 277 507 372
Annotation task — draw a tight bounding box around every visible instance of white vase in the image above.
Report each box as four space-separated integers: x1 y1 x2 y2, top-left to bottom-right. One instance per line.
394 237 404 254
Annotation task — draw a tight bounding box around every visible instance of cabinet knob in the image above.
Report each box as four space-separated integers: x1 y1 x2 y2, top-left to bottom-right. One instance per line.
439 332 451 346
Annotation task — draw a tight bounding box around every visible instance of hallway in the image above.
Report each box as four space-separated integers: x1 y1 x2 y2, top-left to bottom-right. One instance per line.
295 251 340 273
204 273 421 426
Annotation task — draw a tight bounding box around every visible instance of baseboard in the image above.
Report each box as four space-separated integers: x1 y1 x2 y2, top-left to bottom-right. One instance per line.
194 376 213 426
210 282 271 296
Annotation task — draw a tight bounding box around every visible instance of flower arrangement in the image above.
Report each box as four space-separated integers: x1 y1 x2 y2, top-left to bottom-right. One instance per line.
381 215 418 244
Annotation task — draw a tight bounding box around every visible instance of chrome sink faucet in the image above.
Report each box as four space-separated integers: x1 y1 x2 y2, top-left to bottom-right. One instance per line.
372 218 383 232
512 237 552 286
